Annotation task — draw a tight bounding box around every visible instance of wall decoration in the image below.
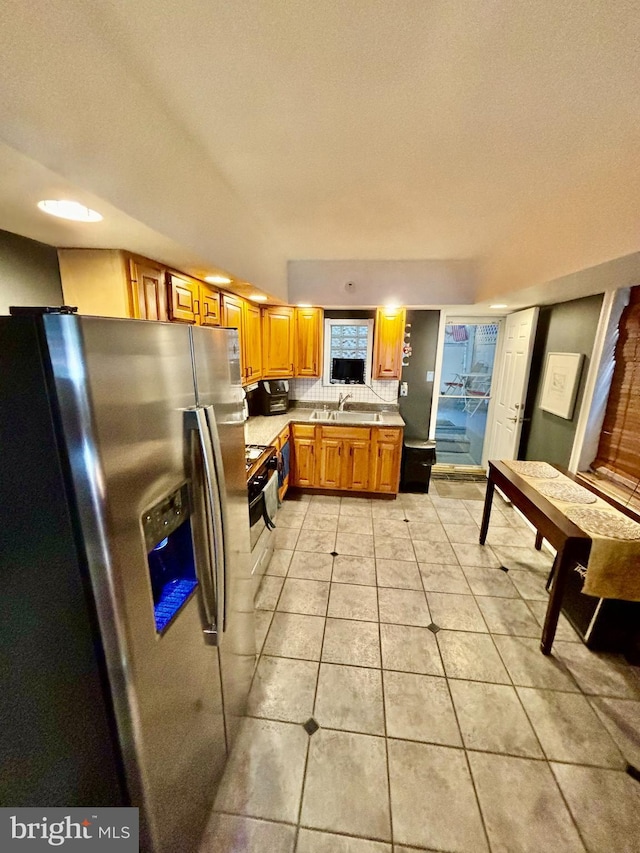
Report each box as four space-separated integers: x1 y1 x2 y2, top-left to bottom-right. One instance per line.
539 352 584 419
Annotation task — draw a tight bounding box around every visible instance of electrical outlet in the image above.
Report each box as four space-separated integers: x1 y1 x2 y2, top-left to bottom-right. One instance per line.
400 381 408 397
426 371 434 382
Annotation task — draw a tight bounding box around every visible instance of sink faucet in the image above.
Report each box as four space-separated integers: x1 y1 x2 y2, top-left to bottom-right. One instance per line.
337 392 352 411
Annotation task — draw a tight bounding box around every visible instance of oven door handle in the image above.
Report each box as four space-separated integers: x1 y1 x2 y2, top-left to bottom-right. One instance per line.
262 498 276 530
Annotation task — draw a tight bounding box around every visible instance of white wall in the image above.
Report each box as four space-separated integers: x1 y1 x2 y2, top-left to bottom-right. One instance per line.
288 259 477 307
0 231 63 314
0 0 288 300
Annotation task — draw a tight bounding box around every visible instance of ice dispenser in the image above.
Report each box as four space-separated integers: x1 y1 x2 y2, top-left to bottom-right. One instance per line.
143 483 198 633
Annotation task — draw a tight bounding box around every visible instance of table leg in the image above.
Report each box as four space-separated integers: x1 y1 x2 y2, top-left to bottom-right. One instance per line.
535 532 543 550
479 477 494 545
540 545 573 655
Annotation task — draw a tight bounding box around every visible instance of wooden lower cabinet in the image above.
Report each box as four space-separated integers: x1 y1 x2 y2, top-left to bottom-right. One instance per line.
290 423 402 494
373 428 403 492
274 425 291 501
317 436 342 489
291 425 317 487
348 438 372 491
318 428 372 490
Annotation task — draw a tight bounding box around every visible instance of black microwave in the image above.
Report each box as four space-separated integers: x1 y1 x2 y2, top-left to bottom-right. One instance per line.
247 380 290 416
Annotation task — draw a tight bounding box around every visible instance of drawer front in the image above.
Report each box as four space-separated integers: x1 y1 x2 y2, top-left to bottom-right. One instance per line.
319 426 371 441
292 423 316 439
377 428 402 443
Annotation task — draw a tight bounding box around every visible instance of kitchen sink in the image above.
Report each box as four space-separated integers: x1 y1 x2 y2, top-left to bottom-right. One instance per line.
309 409 382 423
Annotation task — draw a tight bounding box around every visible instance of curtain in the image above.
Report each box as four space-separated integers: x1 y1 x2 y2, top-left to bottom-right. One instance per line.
593 285 640 487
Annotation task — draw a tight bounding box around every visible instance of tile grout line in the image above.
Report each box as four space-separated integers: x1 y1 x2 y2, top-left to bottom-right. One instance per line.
292 543 336 852
376 569 395 848
418 530 495 852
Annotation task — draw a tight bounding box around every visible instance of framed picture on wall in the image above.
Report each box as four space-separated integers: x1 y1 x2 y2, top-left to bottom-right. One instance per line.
539 352 584 419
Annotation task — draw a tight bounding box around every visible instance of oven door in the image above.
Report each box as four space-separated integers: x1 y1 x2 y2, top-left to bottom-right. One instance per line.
248 470 277 597
248 470 276 551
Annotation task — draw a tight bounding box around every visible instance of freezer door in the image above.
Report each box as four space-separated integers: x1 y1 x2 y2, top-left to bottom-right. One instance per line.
190 325 255 746
45 315 227 853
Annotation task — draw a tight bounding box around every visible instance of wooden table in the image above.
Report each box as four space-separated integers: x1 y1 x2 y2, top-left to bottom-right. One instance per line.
479 460 592 655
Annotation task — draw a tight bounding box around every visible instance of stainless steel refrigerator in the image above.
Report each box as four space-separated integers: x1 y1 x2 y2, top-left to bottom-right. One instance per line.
0 308 255 852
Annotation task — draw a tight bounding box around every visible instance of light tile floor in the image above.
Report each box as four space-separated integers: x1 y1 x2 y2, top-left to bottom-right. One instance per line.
201 482 640 853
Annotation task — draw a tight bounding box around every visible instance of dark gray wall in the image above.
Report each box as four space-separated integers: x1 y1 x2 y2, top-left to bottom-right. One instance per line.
0 230 63 315
399 310 440 439
520 294 604 466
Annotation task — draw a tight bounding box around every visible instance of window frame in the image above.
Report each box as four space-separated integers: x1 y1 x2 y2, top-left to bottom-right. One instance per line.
322 318 374 386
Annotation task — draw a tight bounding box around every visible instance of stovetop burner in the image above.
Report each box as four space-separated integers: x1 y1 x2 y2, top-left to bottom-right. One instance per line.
245 444 276 478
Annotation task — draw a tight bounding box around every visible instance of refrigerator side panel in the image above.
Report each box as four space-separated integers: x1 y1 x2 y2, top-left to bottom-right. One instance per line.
46 315 227 853
0 316 125 807
191 325 255 746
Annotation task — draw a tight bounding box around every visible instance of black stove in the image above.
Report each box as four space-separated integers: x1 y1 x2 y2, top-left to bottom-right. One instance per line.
245 444 277 480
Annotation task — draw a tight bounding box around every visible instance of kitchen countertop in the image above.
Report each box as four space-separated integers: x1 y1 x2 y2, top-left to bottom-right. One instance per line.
244 408 405 446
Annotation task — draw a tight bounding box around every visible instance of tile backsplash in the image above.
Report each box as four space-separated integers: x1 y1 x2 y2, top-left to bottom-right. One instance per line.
290 378 399 406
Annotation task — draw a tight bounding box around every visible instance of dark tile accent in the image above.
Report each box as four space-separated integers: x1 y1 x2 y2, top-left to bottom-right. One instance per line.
627 764 640 784
303 717 320 736
499 565 509 572
404 518 410 522
427 623 441 634
330 551 339 557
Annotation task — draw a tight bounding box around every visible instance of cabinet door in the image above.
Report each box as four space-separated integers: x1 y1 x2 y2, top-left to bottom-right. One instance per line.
295 307 323 377
292 438 316 487
276 426 291 500
129 259 168 321
262 306 295 378
317 437 342 489
345 439 371 491
221 294 246 378
200 285 221 326
373 307 406 379
374 437 402 493
168 273 199 323
243 301 263 383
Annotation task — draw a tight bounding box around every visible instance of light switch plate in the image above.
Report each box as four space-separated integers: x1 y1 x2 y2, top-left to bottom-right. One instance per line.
426 371 434 382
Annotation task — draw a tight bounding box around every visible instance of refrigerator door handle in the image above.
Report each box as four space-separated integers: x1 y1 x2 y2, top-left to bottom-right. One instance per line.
203 405 228 633
187 407 224 645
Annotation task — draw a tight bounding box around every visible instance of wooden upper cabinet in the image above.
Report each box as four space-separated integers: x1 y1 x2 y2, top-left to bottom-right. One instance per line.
58 249 139 318
373 307 406 379
167 272 200 324
221 293 246 378
243 300 263 384
262 306 295 378
129 258 168 321
200 285 221 326
294 307 323 377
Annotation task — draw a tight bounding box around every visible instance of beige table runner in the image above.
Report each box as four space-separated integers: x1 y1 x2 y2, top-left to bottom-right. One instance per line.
502 461 640 601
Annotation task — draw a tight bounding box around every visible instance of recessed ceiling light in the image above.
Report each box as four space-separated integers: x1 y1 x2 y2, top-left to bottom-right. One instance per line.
205 275 232 285
249 294 268 302
490 304 508 309
37 200 102 222
297 303 312 308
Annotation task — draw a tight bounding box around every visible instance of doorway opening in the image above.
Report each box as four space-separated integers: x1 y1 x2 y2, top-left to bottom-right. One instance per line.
434 321 499 468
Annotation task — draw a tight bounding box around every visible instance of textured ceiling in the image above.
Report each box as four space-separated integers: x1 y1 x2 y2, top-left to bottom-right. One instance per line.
0 0 639 305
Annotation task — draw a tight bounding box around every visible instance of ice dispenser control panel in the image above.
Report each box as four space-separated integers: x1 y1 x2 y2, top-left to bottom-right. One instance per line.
143 483 198 634
143 483 190 550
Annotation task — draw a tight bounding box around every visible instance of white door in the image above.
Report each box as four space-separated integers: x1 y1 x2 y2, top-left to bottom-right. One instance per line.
485 307 539 462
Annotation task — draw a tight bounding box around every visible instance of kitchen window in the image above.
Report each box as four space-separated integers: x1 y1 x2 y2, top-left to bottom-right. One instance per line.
323 318 374 385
